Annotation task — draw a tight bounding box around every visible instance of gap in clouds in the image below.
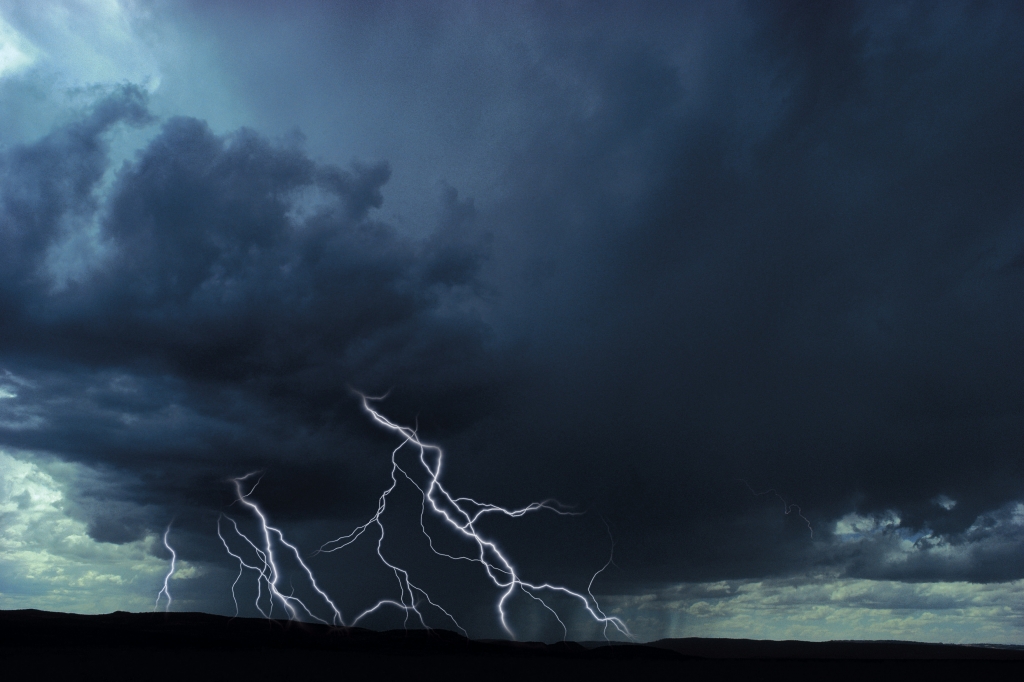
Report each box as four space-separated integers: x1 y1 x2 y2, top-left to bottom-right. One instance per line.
0 448 184 613
613 575 1024 645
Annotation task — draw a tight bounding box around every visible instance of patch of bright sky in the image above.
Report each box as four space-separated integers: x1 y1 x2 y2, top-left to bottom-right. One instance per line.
832 503 1024 570
9 0 158 86
833 510 931 551
1 0 396 285
3 1 236 190
834 510 903 540
610 576 1024 645
0 1 158 137
0 448 196 613
0 10 37 78
0 2 169 290
606 502 1024 643
0 372 43 431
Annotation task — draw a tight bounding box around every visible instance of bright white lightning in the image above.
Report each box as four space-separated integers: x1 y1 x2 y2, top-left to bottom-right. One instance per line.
217 393 632 641
155 524 176 612
218 473 343 625
315 392 632 640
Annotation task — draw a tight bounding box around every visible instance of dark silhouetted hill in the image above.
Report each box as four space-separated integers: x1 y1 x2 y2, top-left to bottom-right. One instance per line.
646 636 1024 660
1 609 1019 680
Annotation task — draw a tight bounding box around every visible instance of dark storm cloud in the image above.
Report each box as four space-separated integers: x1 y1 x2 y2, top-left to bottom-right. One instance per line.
6 100 489 383
0 86 150 288
819 501 1024 583
0 84 498 536
1 1 1022 606
432 0 1024 586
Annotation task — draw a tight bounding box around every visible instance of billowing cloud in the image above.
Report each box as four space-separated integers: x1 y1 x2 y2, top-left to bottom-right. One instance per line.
0 1 1021 642
820 501 1024 582
0 13 37 80
610 575 1024 644
0 448 173 612
0 83 498 521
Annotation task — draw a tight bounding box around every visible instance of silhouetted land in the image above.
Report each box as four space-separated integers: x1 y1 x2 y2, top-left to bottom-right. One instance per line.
1 609 1019 680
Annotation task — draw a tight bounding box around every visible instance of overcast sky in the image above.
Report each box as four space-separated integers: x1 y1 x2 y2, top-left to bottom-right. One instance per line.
0 0 1022 644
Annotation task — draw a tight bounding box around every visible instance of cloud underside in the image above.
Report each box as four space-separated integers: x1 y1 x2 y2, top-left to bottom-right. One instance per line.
613 576 1024 644
0 85 498 527
0 1 1021 640
3 445 1020 644
0 449 170 613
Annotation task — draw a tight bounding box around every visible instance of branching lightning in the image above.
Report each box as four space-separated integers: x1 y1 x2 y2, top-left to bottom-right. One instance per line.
217 473 343 625
216 392 632 641
155 524 176 612
739 479 814 538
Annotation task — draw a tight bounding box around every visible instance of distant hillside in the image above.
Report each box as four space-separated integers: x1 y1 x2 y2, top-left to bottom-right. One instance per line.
647 636 1024 660
1 609 1019 680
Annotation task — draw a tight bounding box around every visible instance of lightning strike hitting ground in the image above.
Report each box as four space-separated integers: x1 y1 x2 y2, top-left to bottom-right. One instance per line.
155 524 176 612
740 479 814 538
217 392 632 641
217 473 343 625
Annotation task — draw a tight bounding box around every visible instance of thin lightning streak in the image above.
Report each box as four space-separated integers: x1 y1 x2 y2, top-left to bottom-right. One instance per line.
155 524 176 612
216 394 633 641
314 392 633 641
587 520 621 640
739 479 814 538
219 472 344 625
317 436 468 635
218 515 270 618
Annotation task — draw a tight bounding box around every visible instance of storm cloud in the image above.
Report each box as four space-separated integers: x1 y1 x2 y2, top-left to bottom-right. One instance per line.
0 1 1022 642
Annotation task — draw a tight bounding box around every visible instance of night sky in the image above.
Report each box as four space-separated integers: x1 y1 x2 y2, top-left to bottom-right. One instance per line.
1 1 1022 643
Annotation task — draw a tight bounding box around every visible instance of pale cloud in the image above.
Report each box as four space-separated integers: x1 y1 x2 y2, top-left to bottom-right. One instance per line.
0 371 44 431
823 501 1024 581
0 12 37 79
834 510 902 539
170 562 201 580
0 448 168 613
1 0 159 89
605 576 1024 645
0 1 163 151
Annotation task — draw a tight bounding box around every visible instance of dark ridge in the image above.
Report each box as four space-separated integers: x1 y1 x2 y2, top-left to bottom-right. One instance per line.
648 636 1024 660
1 609 1019 680
0 608 675 660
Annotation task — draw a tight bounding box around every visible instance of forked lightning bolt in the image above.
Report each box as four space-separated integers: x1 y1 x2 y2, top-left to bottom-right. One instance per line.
740 479 814 538
217 473 343 625
155 524 176 612
217 392 632 640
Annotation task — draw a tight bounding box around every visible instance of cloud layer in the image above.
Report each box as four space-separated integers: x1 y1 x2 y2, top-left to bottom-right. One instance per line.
0 1 1022 641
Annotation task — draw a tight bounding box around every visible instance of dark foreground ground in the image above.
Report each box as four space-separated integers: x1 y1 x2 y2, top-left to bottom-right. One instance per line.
1 609 1020 680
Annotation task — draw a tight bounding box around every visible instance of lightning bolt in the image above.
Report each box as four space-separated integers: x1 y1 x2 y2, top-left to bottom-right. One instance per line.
155 524 176 612
739 479 814 538
217 392 632 641
217 473 343 625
